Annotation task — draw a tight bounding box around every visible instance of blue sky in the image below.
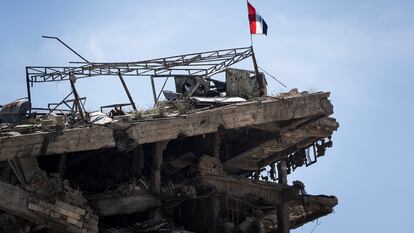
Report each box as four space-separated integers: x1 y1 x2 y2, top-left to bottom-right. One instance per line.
1 1 413 232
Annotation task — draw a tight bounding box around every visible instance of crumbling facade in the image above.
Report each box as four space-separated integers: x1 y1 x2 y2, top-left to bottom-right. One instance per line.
0 46 339 233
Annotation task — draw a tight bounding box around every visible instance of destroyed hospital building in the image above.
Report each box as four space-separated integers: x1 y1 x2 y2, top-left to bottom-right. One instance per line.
0 46 339 233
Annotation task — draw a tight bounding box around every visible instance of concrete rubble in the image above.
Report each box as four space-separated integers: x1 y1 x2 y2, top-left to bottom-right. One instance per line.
0 47 339 232
0 90 338 233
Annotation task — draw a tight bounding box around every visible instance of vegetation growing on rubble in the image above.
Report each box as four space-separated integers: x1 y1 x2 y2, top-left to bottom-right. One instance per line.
133 100 195 119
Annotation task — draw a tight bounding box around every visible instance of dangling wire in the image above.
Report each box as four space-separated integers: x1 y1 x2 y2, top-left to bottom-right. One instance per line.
310 219 321 233
257 65 287 88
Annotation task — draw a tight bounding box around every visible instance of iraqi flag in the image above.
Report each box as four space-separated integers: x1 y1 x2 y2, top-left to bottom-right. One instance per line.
247 1 268 35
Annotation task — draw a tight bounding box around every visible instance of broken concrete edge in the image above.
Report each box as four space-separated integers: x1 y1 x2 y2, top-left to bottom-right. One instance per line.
0 92 334 161
260 194 338 231
289 195 338 229
0 174 337 232
193 172 298 204
222 116 339 173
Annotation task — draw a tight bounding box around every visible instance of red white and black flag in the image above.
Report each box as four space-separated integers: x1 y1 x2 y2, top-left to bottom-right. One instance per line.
247 1 268 35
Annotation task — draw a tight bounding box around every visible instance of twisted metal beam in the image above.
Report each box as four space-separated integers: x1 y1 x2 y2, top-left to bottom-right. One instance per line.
27 47 253 83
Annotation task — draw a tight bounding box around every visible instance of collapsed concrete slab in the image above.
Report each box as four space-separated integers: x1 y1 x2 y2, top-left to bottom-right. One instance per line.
223 117 338 173
0 92 334 160
89 194 160 216
262 195 338 231
0 90 339 233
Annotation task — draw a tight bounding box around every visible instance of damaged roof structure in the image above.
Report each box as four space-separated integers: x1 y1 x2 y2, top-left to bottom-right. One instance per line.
0 45 339 233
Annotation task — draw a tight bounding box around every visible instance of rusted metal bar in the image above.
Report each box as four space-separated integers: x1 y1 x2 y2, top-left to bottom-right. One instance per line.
155 77 169 103
250 46 265 96
150 76 157 105
117 70 137 111
25 67 32 114
69 74 85 120
42 36 90 63
46 91 74 116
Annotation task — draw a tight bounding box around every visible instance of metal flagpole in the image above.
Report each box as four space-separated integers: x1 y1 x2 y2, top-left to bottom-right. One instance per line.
246 1 286 90
247 0 254 47
247 1 265 96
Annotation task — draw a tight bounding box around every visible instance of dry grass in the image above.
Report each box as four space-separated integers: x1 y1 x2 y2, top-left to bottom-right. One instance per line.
132 100 194 119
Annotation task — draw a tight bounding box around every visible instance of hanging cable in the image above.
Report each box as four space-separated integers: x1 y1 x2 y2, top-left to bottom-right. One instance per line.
310 219 321 233
257 65 287 88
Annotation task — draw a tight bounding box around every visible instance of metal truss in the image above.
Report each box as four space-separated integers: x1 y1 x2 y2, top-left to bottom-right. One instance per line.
26 46 253 83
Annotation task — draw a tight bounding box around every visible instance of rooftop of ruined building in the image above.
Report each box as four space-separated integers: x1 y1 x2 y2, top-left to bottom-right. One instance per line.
0 88 339 233
0 90 338 163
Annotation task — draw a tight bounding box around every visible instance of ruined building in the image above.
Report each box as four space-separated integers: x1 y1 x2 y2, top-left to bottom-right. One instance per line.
0 46 339 233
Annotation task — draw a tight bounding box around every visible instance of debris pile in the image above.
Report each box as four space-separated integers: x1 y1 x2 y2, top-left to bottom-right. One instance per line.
0 46 339 233
103 217 193 233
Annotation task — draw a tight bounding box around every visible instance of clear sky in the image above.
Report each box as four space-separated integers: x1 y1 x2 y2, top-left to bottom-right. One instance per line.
1 1 413 232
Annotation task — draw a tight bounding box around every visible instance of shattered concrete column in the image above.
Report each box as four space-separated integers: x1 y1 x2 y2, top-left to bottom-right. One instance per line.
8 158 41 185
58 154 67 179
132 145 144 177
213 132 221 159
151 141 168 193
277 160 290 233
150 140 168 217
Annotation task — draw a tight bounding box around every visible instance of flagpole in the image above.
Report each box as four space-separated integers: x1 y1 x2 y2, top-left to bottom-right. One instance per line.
247 1 264 96
247 0 254 47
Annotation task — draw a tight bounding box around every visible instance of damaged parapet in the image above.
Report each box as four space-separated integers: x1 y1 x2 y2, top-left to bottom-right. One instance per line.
0 46 339 233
